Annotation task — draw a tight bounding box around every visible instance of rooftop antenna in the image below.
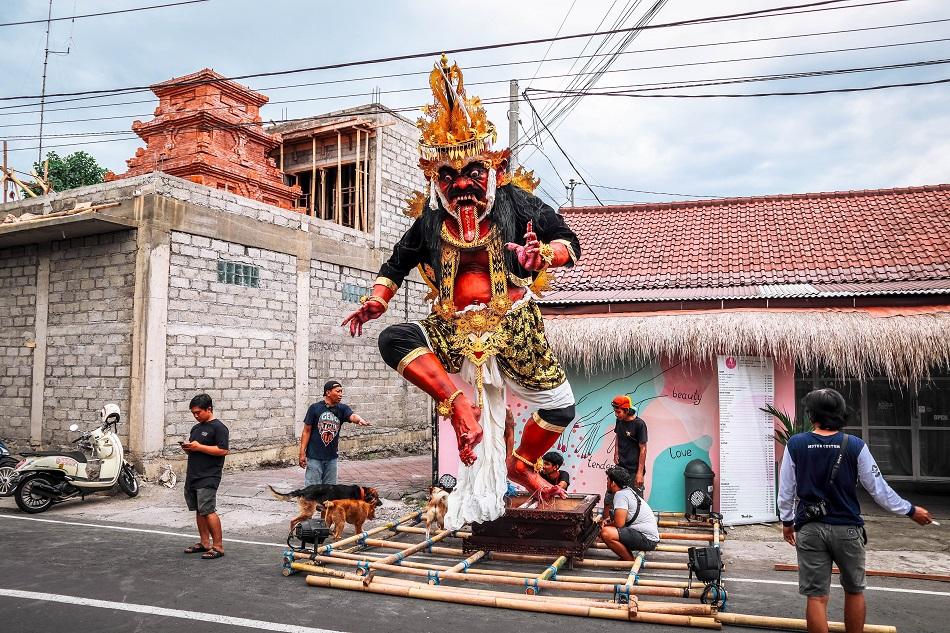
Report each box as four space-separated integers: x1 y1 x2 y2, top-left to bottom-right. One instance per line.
38 0 72 165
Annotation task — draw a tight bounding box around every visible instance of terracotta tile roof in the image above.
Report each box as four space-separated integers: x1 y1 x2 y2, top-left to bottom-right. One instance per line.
548 184 950 302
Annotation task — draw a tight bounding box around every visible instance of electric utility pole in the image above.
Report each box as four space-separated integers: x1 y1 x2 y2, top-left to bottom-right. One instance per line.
508 79 520 169
566 179 578 207
38 0 70 165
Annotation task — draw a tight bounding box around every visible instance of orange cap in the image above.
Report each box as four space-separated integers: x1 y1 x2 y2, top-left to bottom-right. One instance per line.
611 395 633 410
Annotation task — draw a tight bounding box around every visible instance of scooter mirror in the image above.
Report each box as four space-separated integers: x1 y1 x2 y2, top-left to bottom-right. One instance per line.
69 424 80 432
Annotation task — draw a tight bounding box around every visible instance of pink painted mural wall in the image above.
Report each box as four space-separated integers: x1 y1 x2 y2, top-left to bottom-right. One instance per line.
437 355 795 512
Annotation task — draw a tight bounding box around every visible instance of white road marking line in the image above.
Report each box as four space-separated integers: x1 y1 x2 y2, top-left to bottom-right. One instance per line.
728 577 950 597
0 513 284 547
0 588 342 633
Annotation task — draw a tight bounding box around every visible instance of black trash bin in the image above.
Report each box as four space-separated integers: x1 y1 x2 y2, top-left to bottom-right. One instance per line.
684 458 715 516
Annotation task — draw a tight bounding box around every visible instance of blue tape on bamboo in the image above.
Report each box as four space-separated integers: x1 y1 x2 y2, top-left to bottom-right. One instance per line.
395 552 406 562
427 570 441 585
460 561 470 572
524 578 540 592
357 561 370 573
546 565 559 580
358 532 369 545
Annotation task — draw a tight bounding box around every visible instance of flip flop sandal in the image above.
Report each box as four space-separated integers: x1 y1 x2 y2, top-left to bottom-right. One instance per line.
201 548 225 559
184 543 210 554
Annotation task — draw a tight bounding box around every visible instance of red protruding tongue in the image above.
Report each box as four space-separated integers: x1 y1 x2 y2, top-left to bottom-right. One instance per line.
459 208 478 243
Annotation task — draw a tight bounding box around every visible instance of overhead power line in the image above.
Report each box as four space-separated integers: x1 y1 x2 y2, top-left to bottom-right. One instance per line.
3 33 947 131
2 14 944 116
0 0 905 102
6 55 946 140
522 92 604 206
0 0 211 28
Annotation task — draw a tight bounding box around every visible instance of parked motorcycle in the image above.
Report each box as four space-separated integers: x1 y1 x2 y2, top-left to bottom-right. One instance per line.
0 439 18 496
11 404 139 513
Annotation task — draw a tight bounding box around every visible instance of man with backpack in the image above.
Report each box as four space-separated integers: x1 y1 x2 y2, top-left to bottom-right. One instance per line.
600 466 659 560
778 388 933 633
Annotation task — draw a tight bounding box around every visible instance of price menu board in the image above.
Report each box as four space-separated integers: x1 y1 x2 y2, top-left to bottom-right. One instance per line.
717 355 778 525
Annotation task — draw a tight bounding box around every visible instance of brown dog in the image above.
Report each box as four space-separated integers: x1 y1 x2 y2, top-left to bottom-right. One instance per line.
269 484 380 533
422 487 449 538
323 498 376 540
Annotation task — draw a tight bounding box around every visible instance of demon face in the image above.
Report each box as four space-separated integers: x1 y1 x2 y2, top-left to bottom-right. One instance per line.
437 160 492 243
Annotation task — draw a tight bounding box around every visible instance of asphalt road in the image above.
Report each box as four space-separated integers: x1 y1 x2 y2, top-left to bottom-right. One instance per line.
0 509 948 633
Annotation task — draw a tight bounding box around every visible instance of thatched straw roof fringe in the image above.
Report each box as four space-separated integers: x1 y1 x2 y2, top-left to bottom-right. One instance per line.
544 311 950 384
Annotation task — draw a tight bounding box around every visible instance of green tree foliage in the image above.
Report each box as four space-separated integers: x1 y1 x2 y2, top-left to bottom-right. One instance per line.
23 150 107 195
760 403 807 445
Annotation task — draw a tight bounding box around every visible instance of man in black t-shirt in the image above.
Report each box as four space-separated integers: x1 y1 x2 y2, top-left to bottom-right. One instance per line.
181 393 229 560
539 451 570 491
612 394 648 492
299 380 370 486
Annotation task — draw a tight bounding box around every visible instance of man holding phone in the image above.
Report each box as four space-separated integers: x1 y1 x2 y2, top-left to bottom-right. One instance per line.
181 393 229 560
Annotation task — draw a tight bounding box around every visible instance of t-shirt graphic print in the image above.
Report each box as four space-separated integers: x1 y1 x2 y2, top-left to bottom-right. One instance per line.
319 410 342 446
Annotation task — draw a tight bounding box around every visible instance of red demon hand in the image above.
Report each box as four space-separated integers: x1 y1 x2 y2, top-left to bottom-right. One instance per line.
505 220 545 272
341 301 386 337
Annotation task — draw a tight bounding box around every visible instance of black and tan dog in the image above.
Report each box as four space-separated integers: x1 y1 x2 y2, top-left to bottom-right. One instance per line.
269 484 381 532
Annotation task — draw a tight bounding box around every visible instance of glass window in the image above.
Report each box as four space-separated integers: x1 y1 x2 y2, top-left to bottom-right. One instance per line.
866 380 911 427
916 380 950 428
867 429 913 476
217 261 260 288
920 430 950 477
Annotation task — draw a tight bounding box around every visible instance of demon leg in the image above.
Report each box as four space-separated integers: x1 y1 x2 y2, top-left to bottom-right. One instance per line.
401 352 482 465
506 407 574 502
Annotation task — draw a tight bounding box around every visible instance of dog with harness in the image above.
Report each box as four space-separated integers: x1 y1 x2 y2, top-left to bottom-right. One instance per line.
600 466 659 561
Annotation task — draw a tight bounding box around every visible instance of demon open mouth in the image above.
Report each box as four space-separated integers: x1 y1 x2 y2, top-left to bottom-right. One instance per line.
438 162 491 243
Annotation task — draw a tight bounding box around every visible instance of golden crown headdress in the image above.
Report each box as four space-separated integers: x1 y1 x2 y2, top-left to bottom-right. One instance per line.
417 55 497 168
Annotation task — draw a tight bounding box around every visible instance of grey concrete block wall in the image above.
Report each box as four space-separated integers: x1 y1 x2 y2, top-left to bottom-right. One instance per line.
0 245 38 442
45 232 136 445
377 115 426 250
164 231 297 452
307 260 432 449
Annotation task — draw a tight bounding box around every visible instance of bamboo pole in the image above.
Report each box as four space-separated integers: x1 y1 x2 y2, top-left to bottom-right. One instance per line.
305 553 702 598
364 530 453 574
296 563 642 611
445 550 486 577
396 525 471 538
625 552 645 588
578 558 689 571
362 129 369 231
354 128 361 230
314 511 421 554
290 549 697 591
713 520 721 547
774 564 950 583
715 612 895 633
335 130 342 225
304 575 720 628
310 137 316 217
319 168 326 219
529 556 567 594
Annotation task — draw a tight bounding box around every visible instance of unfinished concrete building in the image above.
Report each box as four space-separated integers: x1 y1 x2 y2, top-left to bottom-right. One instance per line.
0 75 431 475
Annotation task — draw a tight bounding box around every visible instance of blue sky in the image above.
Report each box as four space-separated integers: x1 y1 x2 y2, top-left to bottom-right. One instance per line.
0 0 947 207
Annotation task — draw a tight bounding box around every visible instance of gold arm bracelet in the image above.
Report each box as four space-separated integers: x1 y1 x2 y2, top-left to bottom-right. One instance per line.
436 389 464 417
511 449 543 473
374 277 399 293
359 295 389 310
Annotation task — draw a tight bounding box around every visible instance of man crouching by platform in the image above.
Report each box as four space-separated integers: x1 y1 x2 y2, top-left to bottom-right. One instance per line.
601 466 659 561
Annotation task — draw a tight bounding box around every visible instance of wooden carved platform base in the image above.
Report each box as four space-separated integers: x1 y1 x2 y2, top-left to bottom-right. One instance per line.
462 493 601 558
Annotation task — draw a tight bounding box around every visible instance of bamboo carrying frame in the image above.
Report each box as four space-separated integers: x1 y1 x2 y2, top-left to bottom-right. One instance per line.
280 510 896 632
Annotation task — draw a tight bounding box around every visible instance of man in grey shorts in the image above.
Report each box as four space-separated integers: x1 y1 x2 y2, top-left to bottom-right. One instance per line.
778 389 932 632
181 394 230 560
600 466 659 561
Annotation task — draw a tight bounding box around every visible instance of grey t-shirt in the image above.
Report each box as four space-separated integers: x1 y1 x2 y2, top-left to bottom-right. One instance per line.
613 487 659 542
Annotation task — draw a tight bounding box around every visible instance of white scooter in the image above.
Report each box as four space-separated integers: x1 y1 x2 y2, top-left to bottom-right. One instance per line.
11 404 139 513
